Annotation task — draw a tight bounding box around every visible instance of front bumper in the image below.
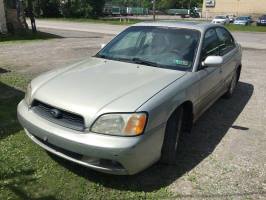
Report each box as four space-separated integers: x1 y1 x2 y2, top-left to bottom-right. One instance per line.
17 100 165 175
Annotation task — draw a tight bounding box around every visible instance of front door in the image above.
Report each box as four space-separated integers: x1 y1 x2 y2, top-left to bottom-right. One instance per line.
194 28 224 118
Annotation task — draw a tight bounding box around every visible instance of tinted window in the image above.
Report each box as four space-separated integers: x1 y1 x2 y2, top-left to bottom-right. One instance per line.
202 28 220 60
216 28 235 55
237 17 248 20
215 16 226 19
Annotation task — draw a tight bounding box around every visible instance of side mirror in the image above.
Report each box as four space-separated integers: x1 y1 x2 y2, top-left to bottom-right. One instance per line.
202 56 223 67
101 44 106 49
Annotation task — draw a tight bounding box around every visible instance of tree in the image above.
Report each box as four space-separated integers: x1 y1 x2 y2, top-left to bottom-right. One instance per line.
89 0 105 16
38 0 61 17
157 0 175 10
2 0 28 33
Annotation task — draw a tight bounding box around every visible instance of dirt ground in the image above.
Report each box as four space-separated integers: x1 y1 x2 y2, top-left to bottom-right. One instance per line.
0 28 114 77
0 28 265 199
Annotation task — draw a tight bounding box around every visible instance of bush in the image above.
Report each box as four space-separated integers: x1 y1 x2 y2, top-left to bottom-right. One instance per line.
40 0 61 17
62 1 93 18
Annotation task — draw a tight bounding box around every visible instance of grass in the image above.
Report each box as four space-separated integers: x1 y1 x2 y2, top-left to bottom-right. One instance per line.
0 31 61 43
39 17 266 32
226 24 266 32
39 17 142 25
0 70 172 200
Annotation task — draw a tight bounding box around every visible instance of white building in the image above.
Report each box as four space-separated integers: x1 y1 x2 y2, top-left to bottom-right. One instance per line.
203 0 266 18
0 0 7 33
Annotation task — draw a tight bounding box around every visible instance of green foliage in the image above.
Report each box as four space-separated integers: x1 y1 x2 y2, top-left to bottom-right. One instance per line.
62 1 93 18
62 0 106 18
28 0 106 18
157 0 176 10
89 0 106 16
110 0 151 8
38 0 61 17
26 0 202 18
108 0 202 10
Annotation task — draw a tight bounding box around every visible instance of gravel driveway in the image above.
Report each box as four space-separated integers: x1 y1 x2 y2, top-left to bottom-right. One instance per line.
0 27 265 199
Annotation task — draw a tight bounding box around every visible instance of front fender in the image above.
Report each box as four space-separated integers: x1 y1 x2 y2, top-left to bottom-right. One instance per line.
137 72 198 133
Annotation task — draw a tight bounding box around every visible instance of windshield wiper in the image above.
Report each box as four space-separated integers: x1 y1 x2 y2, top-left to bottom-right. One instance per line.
95 54 107 59
131 57 161 68
96 54 130 62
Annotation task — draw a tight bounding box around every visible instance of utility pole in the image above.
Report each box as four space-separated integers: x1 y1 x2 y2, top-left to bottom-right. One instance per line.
152 0 156 21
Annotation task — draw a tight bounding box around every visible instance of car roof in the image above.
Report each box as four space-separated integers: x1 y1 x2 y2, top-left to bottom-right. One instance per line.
132 21 216 32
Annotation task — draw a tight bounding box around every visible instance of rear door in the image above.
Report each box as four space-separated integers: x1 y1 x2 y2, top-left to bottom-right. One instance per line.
215 27 237 87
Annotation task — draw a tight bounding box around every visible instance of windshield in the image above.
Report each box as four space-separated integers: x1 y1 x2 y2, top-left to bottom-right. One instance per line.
237 17 247 20
215 16 226 19
96 26 200 71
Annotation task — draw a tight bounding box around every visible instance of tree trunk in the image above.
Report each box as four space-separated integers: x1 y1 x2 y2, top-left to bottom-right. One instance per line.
16 0 28 29
0 0 7 33
5 0 28 33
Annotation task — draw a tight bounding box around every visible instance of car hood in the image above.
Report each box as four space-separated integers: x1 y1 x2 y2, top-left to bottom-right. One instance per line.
32 57 186 126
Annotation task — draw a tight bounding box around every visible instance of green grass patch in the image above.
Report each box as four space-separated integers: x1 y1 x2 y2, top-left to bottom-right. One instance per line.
226 24 266 32
0 70 172 200
39 18 266 32
38 17 142 25
0 31 61 43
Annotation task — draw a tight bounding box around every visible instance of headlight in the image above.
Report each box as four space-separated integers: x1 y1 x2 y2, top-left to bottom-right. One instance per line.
91 113 147 136
25 83 32 106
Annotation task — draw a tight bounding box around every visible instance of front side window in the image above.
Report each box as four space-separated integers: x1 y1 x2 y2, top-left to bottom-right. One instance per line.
202 28 220 60
216 27 235 55
96 26 201 71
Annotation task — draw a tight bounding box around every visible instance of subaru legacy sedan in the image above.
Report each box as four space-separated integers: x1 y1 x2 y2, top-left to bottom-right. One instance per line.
18 22 242 175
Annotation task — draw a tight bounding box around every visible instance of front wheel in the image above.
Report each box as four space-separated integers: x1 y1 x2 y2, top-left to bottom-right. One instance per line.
161 107 184 165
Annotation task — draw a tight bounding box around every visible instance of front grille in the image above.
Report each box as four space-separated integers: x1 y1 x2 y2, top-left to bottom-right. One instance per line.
32 100 85 131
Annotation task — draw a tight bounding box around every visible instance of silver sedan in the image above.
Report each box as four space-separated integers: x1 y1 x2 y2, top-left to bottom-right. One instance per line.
17 22 242 175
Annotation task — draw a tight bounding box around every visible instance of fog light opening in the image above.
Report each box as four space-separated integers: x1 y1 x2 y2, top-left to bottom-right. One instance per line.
81 156 124 169
81 156 100 165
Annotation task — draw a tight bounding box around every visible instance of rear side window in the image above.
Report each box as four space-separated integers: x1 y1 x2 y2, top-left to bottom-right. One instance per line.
202 28 220 60
216 27 235 55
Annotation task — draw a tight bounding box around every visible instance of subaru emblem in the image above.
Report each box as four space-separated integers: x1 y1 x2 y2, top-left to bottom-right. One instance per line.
50 108 62 119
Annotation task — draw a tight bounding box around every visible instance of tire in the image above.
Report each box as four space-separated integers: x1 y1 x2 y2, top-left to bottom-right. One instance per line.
224 70 239 99
161 106 184 165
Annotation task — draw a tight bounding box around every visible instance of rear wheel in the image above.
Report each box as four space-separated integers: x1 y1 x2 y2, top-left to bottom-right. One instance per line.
161 107 184 165
224 70 239 99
